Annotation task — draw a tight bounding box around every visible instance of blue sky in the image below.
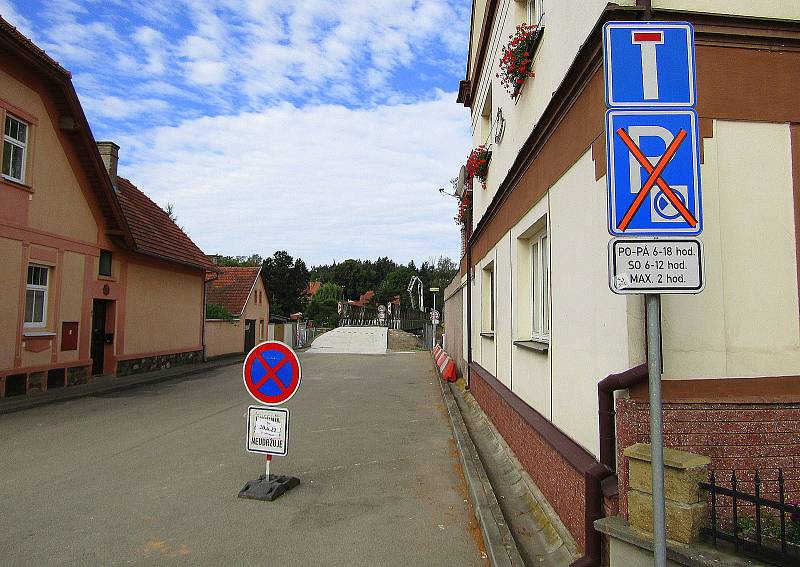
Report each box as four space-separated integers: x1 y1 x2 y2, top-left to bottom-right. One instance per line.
1 0 472 265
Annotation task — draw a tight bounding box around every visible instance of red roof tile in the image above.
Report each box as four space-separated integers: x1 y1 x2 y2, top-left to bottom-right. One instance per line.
206 266 262 317
115 177 214 270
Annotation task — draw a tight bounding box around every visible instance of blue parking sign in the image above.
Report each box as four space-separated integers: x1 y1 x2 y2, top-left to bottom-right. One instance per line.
603 22 696 107
606 109 701 236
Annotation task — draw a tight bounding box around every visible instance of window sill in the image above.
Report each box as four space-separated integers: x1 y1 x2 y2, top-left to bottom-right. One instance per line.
23 331 56 337
513 339 549 353
97 274 116 282
1 176 33 193
480 332 495 340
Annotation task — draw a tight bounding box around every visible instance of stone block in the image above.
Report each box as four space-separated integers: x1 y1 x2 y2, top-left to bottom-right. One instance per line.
625 443 710 504
628 490 707 544
629 458 709 504
28 371 45 395
67 365 89 386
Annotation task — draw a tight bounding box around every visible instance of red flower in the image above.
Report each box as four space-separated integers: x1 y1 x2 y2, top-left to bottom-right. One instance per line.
497 23 539 99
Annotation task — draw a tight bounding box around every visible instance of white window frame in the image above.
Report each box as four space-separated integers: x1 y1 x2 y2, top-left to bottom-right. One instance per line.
528 0 544 25
3 114 28 183
24 264 49 328
530 231 549 341
482 263 495 333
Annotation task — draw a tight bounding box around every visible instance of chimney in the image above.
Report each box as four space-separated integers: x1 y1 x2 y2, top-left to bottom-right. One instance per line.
96 141 120 190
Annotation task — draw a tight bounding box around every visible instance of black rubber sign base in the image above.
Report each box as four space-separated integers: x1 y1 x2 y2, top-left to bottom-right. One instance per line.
238 474 300 502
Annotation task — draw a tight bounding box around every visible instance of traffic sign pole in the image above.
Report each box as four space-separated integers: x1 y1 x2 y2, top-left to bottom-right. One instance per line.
603 21 701 565
646 294 667 567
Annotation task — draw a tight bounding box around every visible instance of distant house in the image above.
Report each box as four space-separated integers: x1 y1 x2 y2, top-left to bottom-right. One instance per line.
347 290 375 307
205 266 269 358
0 17 214 398
305 281 322 300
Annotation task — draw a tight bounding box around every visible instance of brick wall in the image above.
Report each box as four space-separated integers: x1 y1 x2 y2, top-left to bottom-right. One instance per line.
471 369 589 551
616 398 800 518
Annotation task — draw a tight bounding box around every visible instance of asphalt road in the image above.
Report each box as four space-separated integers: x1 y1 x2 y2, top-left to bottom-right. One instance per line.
0 349 485 566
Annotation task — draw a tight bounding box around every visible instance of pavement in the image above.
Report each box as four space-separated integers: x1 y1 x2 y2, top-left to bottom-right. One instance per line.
0 344 487 566
306 326 388 355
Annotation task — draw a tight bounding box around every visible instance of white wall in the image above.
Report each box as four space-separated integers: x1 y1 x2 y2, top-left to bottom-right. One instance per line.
470 0 635 224
662 121 800 379
653 0 800 20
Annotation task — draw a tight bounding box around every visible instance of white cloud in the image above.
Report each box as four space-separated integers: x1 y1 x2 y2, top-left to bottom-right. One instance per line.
118 92 470 264
82 95 169 119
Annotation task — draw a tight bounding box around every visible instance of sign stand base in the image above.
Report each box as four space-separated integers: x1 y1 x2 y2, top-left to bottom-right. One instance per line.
238 474 300 502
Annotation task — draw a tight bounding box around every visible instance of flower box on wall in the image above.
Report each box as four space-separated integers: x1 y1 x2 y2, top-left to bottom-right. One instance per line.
497 24 544 100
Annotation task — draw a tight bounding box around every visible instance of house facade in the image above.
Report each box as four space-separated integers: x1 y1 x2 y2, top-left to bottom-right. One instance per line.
451 1 800 563
0 18 213 397
205 266 269 359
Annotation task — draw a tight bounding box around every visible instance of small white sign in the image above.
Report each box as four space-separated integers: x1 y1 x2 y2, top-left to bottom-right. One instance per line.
246 406 289 456
609 238 704 294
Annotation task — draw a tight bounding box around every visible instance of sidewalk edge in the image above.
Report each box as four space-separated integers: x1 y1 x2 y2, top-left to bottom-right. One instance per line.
0 357 240 415
437 361 525 567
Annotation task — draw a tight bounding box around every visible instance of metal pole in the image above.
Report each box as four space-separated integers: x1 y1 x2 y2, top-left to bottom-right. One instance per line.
646 293 666 566
265 455 272 480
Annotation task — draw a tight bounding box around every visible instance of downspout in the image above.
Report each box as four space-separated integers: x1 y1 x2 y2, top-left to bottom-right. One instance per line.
598 364 648 471
563 364 649 567
636 0 653 19
571 462 614 567
571 364 648 567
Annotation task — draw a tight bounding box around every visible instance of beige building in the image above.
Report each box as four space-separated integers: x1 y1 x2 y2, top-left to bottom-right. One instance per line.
450 1 800 564
205 266 269 359
0 18 214 398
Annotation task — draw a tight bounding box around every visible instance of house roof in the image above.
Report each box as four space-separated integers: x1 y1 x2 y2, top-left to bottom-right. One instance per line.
306 281 322 298
206 266 262 317
115 177 215 270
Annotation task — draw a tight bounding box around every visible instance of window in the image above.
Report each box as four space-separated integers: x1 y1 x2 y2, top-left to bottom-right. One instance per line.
530 231 549 340
99 250 113 277
3 114 28 182
24 265 49 328
528 0 544 25
482 263 495 333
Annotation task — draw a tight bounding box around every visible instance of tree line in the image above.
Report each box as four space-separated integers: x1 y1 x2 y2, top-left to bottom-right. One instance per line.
211 252 458 327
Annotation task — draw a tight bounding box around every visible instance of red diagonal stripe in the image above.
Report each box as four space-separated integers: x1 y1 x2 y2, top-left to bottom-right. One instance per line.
616 128 691 232
253 352 290 392
616 128 697 228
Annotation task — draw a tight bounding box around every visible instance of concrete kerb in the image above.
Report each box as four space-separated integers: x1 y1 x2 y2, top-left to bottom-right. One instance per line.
0 356 242 415
434 351 525 567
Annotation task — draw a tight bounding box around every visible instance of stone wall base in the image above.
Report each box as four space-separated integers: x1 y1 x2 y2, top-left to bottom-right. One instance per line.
116 350 203 377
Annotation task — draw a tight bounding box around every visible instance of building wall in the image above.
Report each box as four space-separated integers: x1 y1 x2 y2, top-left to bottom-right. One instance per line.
0 66 99 243
204 320 243 359
459 2 800 556
662 121 800 379
123 259 204 355
616 396 800 519
469 0 635 224
443 273 465 374
0 238 22 370
652 0 800 19
241 276 269 341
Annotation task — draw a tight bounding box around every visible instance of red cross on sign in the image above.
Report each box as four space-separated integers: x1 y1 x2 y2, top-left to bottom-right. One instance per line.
242 341 302 405
615 127 698 231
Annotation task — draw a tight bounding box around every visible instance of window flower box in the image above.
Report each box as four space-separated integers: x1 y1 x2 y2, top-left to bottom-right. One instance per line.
466 145 492 189
497 24 543 100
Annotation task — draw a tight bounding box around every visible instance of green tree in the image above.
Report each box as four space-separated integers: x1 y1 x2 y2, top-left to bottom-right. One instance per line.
375 266 415 307
305 282 341 327
262 251 309 317
216 254 263 267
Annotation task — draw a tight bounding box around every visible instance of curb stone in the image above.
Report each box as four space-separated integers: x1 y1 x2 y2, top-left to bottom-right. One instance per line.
436 360 525 567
